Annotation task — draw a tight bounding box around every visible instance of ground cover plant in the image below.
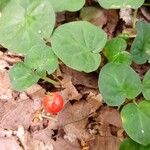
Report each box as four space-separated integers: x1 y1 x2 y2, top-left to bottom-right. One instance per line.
0 0 150 149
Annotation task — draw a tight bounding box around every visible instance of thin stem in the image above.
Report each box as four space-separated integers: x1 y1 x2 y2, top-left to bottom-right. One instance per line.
143 3 150 6
132 9 138 29
42 76 60 86
41 114 58 121
133 99 139 107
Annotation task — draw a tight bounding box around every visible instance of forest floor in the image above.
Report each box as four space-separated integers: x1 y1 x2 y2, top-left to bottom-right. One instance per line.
0 1 149 150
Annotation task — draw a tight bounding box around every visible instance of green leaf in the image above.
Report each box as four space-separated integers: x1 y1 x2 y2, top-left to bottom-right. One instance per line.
113 52 132 65
121 101 150 146
9 62 40 91
98 63 142 106
97 0 144 9
0 0 55 54
51 21 107 73
0 0 10 11
142 69 150 100
131 21 150 64
103 37 132 65
120 138 150 150
24 44 58 75
49 0 85 12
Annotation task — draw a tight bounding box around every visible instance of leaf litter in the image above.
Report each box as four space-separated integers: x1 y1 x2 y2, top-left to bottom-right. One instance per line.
0 50 124 149
3 2 149 149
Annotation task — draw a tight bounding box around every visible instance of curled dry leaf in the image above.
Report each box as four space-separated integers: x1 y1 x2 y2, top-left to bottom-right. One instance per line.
103 10 119 37
61 75 82 103
140 7 150 21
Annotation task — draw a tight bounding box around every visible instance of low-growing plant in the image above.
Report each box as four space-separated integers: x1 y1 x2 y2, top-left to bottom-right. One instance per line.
0 0 150 149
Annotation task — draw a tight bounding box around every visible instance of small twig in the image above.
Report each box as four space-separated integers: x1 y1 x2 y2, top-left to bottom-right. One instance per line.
41 114 58 122
133 99 139 107
143 3 150 6
132 9 138 29
42 76 60 86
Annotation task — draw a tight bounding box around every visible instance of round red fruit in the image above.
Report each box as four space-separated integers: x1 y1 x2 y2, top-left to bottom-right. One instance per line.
43 92 64 113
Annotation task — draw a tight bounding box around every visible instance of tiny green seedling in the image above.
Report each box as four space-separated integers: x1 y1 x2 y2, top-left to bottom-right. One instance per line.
0 0 150 148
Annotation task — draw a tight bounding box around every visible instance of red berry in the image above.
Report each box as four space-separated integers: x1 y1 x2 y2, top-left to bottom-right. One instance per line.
43 92 64 113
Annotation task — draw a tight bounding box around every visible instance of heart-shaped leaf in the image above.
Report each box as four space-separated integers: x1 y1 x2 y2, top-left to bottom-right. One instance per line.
98 63 142 106
97 0 144 9
9 62 40 91
142 69 150 100
51 21 107 73
24 44 58 75
103 37 132 65
120 138 150 150
49 0 85 12
0 0 55 54
121 101 150 146
131 21 150 64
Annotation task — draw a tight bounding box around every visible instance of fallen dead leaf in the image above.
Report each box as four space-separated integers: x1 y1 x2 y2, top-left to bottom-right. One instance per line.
33 129 81 150
119 8 132 26
0 59 9 70
89 135 121 150
80 6 107 27
0 71 13 101
60 65 98 89
141 7 150 22
0 98 41 130
61 75 82 103
0 137 23 150
104 10 119 38
96 107 122 128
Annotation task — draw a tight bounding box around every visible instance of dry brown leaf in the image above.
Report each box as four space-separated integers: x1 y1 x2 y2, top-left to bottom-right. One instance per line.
25 84 46 101
60 65 98 89
1 54 21 64
119 8 132 26
0 137 23 150
61 75 82 103
89 135 121 150
0 70 45 130
140 7 150 22
96 107 122 128
0 71 13 101
104 10 119 38
80 6 107 27
0 98 41 130
33 129 81 150
86 92 102 109
57 97 101 141
88 123 111 137
0 59 9 70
